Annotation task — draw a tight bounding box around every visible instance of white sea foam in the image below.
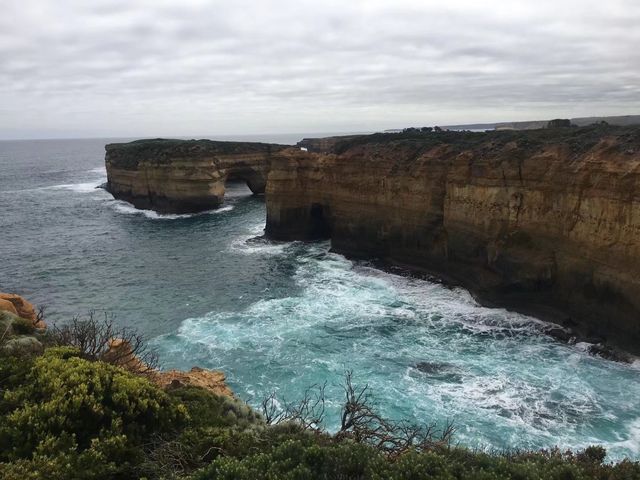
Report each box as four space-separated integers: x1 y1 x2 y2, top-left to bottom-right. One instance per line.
611 418 640 457
3 180 105 194
152 240 640 460
110 200 234 220
229 223 290 255
48 181 105 193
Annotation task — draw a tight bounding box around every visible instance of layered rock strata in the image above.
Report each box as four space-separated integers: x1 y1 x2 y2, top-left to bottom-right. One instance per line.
105 139 287 213
266 127 640 351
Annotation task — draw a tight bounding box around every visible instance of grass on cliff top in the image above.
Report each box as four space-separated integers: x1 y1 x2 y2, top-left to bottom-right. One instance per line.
333 124 640 157
106 138 288 156
105 138 289 169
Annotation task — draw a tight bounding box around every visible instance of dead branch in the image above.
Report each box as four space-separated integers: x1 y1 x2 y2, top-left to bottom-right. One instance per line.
50 311 158 375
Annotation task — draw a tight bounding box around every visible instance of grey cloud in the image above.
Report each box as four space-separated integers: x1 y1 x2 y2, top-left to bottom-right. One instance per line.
0 0 639 139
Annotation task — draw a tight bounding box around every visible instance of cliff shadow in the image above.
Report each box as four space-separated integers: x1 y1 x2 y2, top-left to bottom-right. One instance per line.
309 203 332 239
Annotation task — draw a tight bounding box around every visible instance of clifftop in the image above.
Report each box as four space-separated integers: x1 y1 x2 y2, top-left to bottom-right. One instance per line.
106 138 288 170
331 124 640 155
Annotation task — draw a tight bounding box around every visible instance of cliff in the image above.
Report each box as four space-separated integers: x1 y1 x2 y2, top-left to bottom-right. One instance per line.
105 138 287 213
265 126 640 351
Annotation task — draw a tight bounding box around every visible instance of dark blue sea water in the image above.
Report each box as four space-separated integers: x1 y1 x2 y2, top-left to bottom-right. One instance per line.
1 137 639 460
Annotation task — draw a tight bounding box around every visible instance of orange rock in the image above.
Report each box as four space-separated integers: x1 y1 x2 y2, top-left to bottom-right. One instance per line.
102 338 233 396
155 367 233 397
0 298 19 316
0 293 37 321
102 338 149 373
34 318 46 329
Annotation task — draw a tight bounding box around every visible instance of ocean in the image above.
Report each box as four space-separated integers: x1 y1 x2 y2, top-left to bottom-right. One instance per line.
1 136 639 460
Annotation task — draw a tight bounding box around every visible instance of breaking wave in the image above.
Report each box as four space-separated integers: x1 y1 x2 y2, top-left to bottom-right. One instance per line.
109 200 234 220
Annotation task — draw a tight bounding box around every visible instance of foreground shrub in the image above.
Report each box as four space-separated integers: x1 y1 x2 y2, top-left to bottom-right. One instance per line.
140 386 266 477
193 438 385 480
192 441 640 480
0 347 187 479
10 316 36 335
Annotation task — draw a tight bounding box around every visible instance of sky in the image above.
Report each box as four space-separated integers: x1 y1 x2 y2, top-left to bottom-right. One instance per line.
1 0 639 139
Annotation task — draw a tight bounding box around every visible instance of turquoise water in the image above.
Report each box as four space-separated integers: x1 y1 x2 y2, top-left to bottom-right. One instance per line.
1 138 639 460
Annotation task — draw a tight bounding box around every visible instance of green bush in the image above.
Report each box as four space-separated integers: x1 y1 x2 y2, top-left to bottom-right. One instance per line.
170 385 263 430
11 316 35 335
0 347 187 479
193 439 384 480
140 387 267 477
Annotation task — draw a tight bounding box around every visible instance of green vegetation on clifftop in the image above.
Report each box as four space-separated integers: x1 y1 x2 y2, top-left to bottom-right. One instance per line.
332 124 640 157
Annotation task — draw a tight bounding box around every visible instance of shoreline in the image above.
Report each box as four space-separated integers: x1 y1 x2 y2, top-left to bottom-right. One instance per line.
325 246 639 363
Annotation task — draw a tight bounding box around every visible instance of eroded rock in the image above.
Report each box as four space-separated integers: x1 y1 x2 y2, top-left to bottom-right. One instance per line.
0 292 44 329
102 337 233 396
265 127 640 351
105 139 287 214
0 298 18 316
587 343 633 363
155 367 233 397
0 293 36 320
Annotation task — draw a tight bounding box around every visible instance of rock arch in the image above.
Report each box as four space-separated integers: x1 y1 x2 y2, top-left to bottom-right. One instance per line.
105 139 287 214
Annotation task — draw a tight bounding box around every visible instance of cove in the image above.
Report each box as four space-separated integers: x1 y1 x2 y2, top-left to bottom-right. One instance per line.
1 138 639 461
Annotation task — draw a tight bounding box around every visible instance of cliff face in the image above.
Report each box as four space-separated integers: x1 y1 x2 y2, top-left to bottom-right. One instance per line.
106 139 287 213
266 127 640 349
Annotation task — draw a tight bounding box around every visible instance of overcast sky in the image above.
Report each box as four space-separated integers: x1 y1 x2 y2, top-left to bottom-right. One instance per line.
1 0 639 139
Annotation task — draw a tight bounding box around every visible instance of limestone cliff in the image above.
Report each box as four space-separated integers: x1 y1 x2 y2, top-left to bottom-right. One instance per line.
106 139 287 213
265 126 640 350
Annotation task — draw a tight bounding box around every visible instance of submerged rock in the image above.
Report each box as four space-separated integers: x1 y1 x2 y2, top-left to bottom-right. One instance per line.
412 361 464 382
544 326 576 344
587 343 633 363
414 361 453 374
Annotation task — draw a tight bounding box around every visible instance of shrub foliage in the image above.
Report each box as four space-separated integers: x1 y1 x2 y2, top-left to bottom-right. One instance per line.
0 347 186 479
